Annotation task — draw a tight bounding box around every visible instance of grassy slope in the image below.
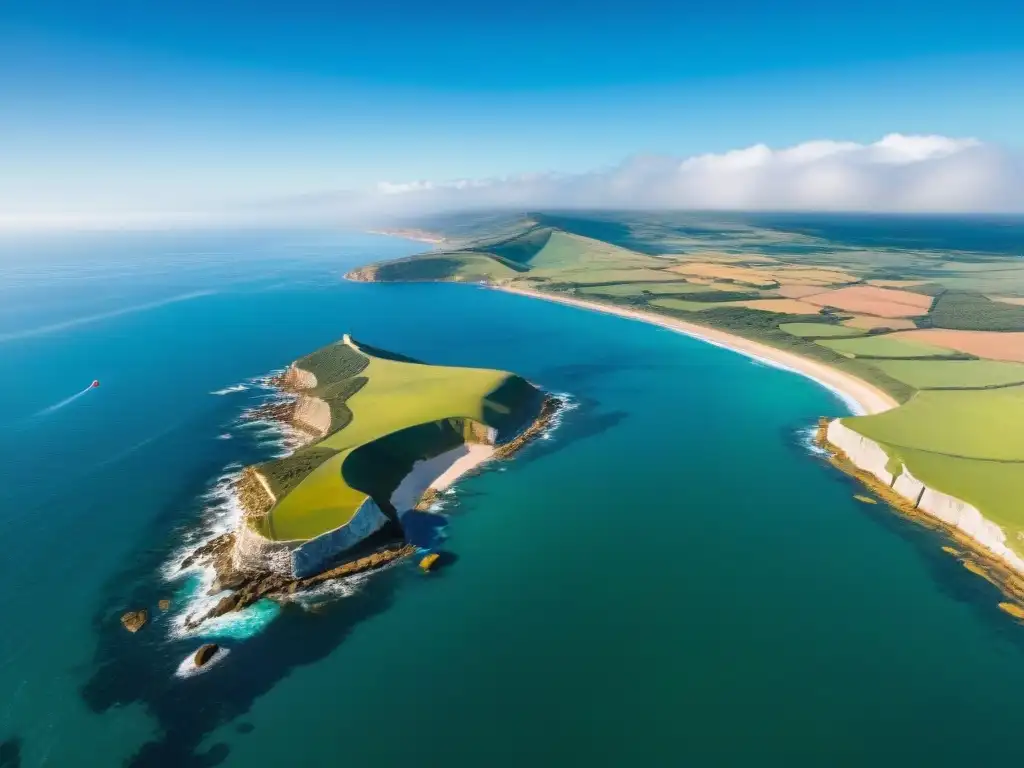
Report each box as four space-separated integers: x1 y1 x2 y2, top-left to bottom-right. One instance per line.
876 447 1024 548
846 386 1024 554
849 387 1024 462
255 338 535 542
871 359 1024 389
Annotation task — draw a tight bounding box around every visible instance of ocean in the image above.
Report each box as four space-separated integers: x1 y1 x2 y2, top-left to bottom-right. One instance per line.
1 226 1023 767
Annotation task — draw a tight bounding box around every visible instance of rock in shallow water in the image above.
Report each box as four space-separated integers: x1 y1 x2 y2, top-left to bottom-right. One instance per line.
194 644 220 667
120 610 148 633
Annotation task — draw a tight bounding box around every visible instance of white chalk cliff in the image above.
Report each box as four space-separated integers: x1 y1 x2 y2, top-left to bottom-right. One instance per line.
826 419 1024 574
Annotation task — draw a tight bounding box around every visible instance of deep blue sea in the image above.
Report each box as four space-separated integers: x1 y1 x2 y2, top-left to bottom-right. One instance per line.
2 226 1024 767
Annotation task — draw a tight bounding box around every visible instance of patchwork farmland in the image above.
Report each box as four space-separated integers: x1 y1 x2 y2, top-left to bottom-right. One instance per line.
353 211 1024 562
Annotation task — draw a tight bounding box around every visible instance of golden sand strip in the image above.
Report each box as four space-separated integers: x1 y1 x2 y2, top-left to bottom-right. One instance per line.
492 284 1024 617
494 286 896 415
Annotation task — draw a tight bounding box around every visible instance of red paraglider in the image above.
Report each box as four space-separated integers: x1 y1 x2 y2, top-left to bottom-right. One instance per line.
90 380 100 389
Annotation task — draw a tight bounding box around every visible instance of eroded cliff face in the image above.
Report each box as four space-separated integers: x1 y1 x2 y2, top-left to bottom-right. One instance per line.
280 363 317 391
292 394 330 437
826 420 1024 575
237 467 274 518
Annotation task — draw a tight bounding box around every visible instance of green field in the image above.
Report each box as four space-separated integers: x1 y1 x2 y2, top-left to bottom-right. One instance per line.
523 230 661 273
780 322 864 338
817 335 960 359
359 211 1024 563
578 281 699 297
649 298 716 312
253 337 541 542
874 447 1024 552
845 387 1024 462
844 386 1024 555
870 359 1024 389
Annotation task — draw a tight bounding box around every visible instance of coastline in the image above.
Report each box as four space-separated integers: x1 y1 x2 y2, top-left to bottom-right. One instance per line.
178 372 563 628
492 285 897 416
490 283 1024 599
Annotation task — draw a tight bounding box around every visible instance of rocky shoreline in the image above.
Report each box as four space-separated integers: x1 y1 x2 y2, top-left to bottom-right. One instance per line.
172 379 565 630
179 533 416 628
815 418 1024 618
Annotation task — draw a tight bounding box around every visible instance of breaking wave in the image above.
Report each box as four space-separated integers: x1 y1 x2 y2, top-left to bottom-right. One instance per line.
541 391 578 440
162 379 574 646
799 425 828 456
174 647 231 679
210 383 249 395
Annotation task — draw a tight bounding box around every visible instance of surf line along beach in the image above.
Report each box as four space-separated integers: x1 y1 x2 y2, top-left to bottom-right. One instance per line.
489 283 1024 609
491 285 897 416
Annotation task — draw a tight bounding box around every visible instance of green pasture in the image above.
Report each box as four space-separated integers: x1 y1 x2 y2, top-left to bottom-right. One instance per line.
881 446 1024 558
817 335 959 359
869 359 1024 390
844 386 1024 462
482 225 553 265
780 322 863 338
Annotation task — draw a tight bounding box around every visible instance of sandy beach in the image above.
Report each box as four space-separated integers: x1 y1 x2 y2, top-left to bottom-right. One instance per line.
367 228 445 246
390 443 496 511
494 285 898 416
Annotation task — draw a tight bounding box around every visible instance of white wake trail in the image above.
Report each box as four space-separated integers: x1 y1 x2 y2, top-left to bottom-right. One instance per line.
0 290 217 343
35 386 94 416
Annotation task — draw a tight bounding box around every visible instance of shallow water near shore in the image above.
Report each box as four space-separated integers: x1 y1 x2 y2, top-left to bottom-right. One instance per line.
3 227 1024 766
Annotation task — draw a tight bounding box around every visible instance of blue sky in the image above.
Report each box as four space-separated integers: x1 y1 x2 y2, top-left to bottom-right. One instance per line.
2 0 1023 220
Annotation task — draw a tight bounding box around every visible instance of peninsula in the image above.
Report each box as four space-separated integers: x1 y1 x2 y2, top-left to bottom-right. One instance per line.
182 334 557 626
350 212 1024 604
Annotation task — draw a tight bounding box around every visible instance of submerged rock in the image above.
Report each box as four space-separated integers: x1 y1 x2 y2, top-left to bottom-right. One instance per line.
194 644 220 667
120 610 148 633
158 599 170 611
0 737 23 768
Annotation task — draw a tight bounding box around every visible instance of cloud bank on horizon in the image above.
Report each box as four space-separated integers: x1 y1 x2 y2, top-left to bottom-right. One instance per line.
3 133 1022 230
365 134 1023 218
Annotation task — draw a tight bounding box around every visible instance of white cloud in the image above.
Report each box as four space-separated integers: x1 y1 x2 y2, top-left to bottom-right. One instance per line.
362 133 1023 217
3 133 1020 231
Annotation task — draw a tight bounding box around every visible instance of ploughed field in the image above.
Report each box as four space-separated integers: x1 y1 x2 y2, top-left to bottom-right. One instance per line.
351 211 1024 559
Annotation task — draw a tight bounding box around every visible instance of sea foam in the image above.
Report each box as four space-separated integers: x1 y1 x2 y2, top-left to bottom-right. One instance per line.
210 383 249 395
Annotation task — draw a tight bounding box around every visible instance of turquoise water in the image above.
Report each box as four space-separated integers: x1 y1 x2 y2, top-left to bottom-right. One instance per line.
2 228 1024 766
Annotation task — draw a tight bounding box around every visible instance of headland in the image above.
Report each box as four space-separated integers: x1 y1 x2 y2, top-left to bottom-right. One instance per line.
179 334 559 629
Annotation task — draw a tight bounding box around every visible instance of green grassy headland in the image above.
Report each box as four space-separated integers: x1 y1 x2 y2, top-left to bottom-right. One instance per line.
252 336 542 542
